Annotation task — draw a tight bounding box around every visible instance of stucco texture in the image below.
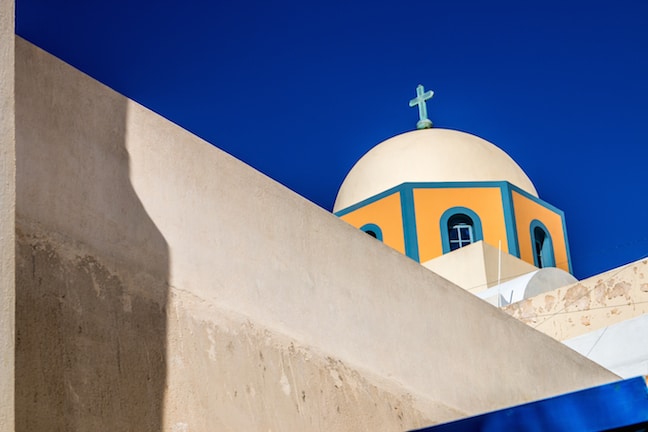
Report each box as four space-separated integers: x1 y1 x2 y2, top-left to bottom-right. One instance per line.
15 35 168 431
0 0 15 429
14 37 618 431
504 258 648 341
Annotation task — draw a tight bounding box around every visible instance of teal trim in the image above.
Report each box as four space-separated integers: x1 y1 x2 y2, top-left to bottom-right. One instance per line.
440 207 484 254
334 181 514 216
402 181 508 190
333 180 572 271
360 223 383 241
530 220 556 268
562 217 573 274
334 184 405 217
508 183 572 273
501 183 520 257
508 183 564 215
400 187 420 261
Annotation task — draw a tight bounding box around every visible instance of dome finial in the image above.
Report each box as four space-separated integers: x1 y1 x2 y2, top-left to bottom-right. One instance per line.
409 84 434 129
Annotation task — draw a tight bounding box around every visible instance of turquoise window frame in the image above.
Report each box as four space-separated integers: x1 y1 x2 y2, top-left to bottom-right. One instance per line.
360 223 383 241
530 219 555 268
440 207 483 254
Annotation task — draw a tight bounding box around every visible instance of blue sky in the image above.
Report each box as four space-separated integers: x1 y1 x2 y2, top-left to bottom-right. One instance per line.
16 0 648 279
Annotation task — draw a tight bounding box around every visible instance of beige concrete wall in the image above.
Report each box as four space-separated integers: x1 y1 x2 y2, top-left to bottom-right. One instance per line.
15 37 169 431
15 223 450 431
504 258 648 341
0 0 15 430
15 38 618 431
164 287 458 431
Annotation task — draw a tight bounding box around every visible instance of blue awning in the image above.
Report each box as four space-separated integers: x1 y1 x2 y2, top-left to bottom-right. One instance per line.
411 377 648 432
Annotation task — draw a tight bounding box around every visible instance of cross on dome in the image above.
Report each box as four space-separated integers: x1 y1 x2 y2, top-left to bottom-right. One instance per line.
409 84 434 129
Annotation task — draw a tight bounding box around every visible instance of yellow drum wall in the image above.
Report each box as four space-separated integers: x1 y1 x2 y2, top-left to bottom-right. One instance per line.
413 188 507 262
339 192 405 254
512 191 569 272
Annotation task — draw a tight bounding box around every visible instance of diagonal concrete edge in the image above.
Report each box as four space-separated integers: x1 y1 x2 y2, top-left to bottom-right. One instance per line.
15 36 619 430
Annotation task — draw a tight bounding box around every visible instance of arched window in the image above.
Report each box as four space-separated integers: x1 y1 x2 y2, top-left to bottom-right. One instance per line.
360 223 383 241
440 207 483 253
448 214 474 251
530 220 555 268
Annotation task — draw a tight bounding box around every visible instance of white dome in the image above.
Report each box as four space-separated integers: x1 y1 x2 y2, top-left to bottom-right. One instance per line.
333 128 537 212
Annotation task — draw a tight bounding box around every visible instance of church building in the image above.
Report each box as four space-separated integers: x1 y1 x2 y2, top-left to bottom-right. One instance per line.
335 85 648 383
334 85 571 276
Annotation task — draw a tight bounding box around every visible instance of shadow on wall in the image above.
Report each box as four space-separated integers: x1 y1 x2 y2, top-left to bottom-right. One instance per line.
14 38 169 431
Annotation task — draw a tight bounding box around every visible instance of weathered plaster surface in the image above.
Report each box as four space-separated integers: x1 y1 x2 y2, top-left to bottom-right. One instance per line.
14 224 459 431
164 288 460 431
15 225 167 431
14 37 618 431
504 259 648 341
16 36 169 432
0 0 15 429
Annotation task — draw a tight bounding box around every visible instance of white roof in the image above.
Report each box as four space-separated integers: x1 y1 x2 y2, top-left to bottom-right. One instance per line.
334 128 537 212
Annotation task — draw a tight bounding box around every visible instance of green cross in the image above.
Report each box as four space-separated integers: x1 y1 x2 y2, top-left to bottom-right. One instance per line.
409 84 434 129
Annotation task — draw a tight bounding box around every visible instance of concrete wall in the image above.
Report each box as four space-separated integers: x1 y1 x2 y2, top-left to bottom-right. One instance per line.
15 35 168 431
15 38 618 431
0 0 15 430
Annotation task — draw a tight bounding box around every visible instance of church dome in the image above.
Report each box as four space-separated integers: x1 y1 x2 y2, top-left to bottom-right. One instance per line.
333 128 538 212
